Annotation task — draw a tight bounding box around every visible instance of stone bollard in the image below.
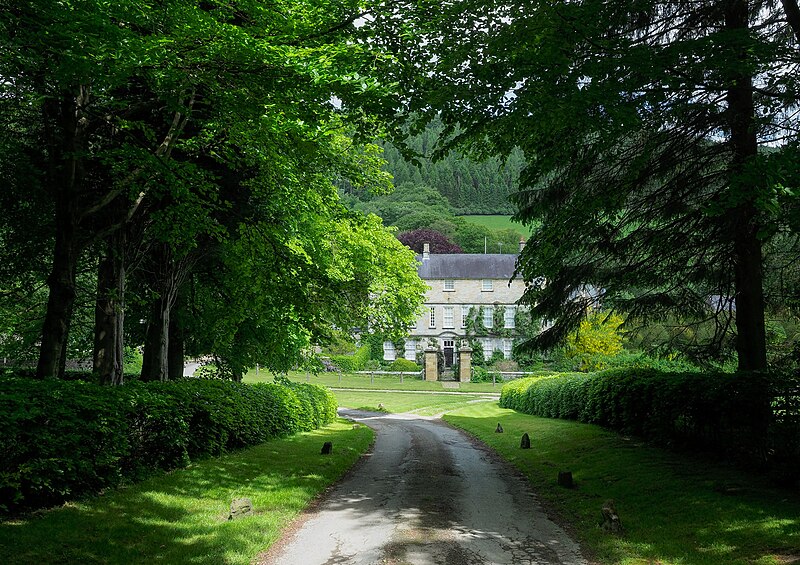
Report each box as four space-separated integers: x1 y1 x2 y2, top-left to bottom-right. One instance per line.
558 471 574 488
601 499 623 534
228 497 253 520
520 432 531 449
321 441 333 455
495 423 504 433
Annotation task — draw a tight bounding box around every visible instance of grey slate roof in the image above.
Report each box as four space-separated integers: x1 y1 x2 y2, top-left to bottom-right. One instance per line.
415 253 519 279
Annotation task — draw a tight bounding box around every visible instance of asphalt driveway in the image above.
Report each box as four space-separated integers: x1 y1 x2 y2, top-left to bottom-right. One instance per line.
263 409 587 565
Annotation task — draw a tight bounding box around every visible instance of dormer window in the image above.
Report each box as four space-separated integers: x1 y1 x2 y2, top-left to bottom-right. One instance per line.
482 279 493 292
443 279 455 291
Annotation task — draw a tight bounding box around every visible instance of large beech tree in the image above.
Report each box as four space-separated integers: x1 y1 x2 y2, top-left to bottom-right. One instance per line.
1 0 423 380
368 0 800 370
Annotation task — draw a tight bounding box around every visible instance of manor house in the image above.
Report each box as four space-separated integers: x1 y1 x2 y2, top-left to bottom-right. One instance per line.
383 242 527 367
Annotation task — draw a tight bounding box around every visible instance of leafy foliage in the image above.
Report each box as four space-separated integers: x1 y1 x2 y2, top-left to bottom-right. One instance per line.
563 311 625 371
397 229 463 254
0 376 336 514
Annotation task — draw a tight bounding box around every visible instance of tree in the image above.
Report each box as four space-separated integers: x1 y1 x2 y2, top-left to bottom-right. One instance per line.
1 0 422 380
397 229 463 254
367 0 800 371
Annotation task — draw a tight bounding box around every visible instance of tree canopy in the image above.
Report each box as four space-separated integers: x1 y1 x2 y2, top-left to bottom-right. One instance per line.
367 0 800 370
0 0 425 381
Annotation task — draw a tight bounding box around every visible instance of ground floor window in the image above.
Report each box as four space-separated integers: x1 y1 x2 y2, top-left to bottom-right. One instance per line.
383 341 396 361
482 339 493 359
503 339 513 359
404 340 417 361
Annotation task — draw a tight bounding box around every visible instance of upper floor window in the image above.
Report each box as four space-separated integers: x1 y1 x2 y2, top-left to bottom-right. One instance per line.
443 306 454 328
461 305 470 328
443 279 455 291
504 306 515 329
429 306 436 328
483 306 494 328
482 279 493 292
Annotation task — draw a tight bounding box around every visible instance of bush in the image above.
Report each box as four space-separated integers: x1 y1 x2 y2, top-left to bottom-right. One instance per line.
330 344 371 372
471 366 488 382
499 368 800 483
0 376 338 514
388 358 419 372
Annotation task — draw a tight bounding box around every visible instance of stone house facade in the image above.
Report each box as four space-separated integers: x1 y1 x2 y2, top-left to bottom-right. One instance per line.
383 243 527 367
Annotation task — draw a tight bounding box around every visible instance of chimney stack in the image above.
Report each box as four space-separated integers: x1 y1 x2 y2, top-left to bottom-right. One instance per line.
423 242 430 261
519 238 526 253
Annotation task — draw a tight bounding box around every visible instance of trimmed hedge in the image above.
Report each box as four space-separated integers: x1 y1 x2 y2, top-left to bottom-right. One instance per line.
500 368 800 482
388 358 419 372
330 344 371 373
0 377 337 514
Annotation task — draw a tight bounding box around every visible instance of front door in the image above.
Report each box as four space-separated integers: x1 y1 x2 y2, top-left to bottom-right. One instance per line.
443 340 454 367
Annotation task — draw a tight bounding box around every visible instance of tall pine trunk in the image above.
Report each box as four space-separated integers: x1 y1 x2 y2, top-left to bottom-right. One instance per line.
93 231 126 385
726 0 768 371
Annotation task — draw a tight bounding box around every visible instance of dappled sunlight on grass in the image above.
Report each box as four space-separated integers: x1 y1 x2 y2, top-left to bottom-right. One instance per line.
444 403 800 565
0 420 373 565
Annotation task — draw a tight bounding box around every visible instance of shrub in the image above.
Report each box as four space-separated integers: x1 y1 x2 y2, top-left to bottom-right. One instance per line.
388 358 419 372
330 344 371 372
0 376 337 514
499 368 799 482
565 310 624 358
470 366 488 382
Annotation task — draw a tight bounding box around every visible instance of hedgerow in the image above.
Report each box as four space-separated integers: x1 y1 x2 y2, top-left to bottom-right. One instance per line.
388 358 419 372
500 368 800 483
0 377 337 514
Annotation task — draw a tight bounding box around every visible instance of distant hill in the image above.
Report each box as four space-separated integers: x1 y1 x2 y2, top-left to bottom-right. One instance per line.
380 118 525 215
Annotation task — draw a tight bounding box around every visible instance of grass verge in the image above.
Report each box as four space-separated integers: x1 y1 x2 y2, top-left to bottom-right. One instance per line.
334 390 495 416
244 369 504 393
0 419 373 565
444 403 800 565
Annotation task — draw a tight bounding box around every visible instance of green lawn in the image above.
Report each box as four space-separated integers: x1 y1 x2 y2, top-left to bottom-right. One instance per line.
0 419 373 565
459 214 527 237
333 390 496 416
243 369 504 393
444 403 800 565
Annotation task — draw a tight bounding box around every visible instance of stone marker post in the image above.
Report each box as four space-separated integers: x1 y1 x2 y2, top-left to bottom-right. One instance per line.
424 346 438 381
459 341 472 382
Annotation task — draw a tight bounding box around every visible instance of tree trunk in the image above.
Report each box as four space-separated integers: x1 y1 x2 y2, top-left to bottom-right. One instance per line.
36 89 88 379
726 0 768 371
168 313 184 380
141 295 171 382
93 231 126 385
39 246 78 379
140 244 188 381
